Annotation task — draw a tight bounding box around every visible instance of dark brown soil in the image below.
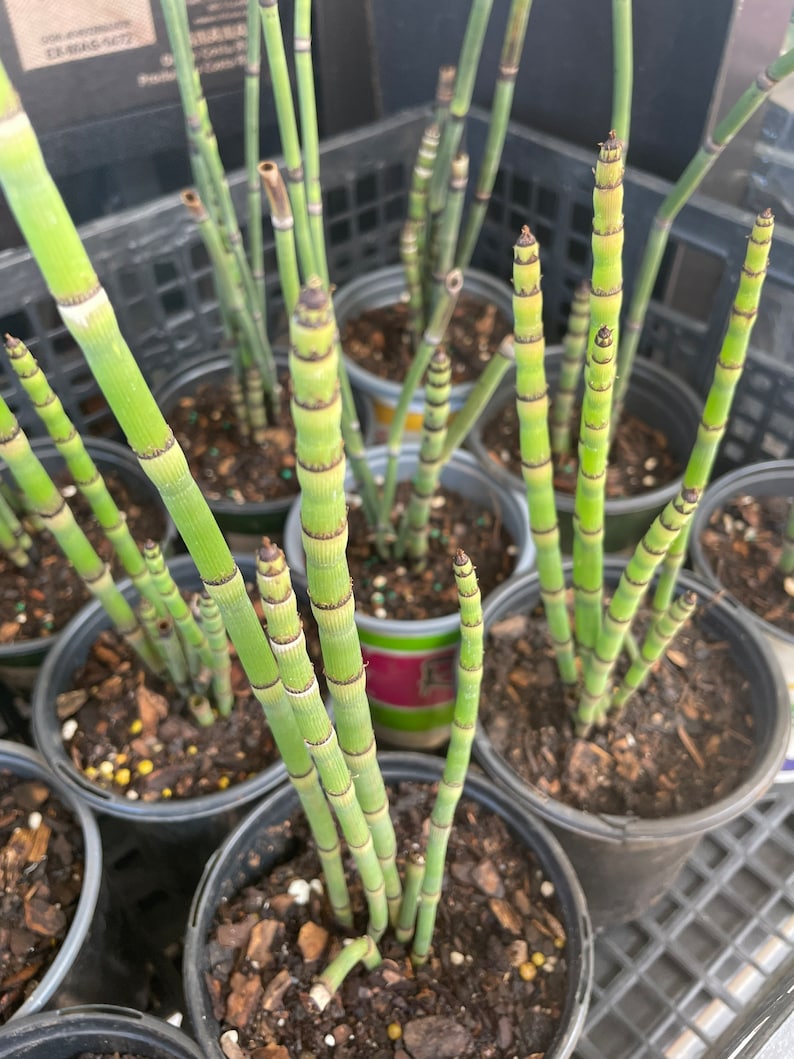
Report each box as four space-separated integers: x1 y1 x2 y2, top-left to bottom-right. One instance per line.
167 376 298 507
698 492 794 636
341 292 511 387
75 1054 148 1059
480 399 681 499
0 770 84 1022
0 470 167 644
205 781 571 1058
479 595 757 818
59 590 279 803
347 485 518 620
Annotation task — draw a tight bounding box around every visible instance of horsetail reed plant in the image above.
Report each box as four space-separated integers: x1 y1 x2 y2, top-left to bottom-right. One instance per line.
511 189 775 734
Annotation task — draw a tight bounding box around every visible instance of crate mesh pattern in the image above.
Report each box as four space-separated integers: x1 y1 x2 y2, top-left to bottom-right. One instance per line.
1 106 793 1051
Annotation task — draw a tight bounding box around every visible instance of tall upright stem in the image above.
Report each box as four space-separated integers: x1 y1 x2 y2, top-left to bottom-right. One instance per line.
611 0 633 153
245 0 266 317
294 0 329 285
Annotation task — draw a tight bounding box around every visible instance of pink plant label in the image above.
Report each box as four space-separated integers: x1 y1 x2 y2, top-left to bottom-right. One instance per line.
361 643 456 711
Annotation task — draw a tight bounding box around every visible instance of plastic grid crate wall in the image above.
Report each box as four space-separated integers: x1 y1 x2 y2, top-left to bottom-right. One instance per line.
1 106 793 465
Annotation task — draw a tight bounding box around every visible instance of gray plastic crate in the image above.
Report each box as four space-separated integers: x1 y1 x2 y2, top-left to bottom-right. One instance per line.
1 106 793 1052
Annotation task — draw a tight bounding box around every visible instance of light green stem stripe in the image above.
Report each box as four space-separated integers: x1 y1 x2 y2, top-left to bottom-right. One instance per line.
295 0 329 285
245 0 265 314
550 281 590 459
611 0 633 153
198 592 234 716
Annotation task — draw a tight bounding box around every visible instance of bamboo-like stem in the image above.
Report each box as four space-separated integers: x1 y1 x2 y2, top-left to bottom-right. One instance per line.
431 153 469 312
550 281 590 460
259 161 301 314
401 220 424 347
294 0 329 285
160 0 273 376
576 485 701 731
139 599 169 674
456 0 534 270
336 344 380 526
428 0 494 216
513 228 577 686
0 59 345 872
614 44 794 410
610 590 697 712
396 349 452 566
142 540 215 690
198 592 234 716
438 333 516 462
188 692 215 727
572 134 624 657
290 279 401 927
394 851 426 944
412 550 483 964
244 364 269 444
611 0 633 153
245 0 265 315
260 0 317 280
403 122 440 337
653 210 774 613
255 541 356 929
156 617 191 696
433 65 456 129
0 489 33 567
0 398 159 669
4 334 165 614
780 503 794 576
375 270 463 557
228 372 250 441
309 935 382 1013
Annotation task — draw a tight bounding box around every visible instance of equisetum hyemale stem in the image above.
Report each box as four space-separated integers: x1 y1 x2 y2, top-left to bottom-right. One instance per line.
394 851 426 944
0 488 33 567
653 209 774 613
550 281 590 460
309 935 382 1013
259 161 301 315
403 122 441 336
439 332 516 463
289 278 401 927
610 590 697 712
411 550 483 965
611 0 633 154
294 0 329 285
245 0 265 314
513 227 577 686
198 592 234 717
431 152 469 312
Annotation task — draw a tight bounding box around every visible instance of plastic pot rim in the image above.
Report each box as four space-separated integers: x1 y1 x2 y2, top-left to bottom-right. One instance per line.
30 554 286 824
0 740 103 1020
472 558 790 846
183 750 593 1059
689 459 794 650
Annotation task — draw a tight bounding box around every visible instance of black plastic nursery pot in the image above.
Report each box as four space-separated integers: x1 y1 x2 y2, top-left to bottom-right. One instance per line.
334 264 513 443
284 445 535 750
467 352 703 554
690 460 794 789
31 554 287 895
472 559 790 930
0 741 140 1021
0 437 177 696
0 1005 205 1058
183 751 594 1059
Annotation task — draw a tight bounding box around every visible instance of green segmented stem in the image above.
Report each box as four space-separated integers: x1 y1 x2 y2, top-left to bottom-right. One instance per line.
143 541 215 691
244 365 269 444
456 0 534 270
401 220 424 347
156 616 191 696
513 228 577 686
573 134 624 655
259 161 301 314
0 61 347 872
615 45 794 411
431 153 469 311
335 341 380 526
4 335 165 613
611 0 633 153
0 489 33 567
228 373 250 441
576 485 701 730
260 0 316 280
433 65 456 129
439 332 516 462
653 210 774 613
412 550 483 965
255 541 355 928
550 281 590 460
138 599 169 675
295 0 329 286
188 693 215 727
309 935 382 1013
290 279 401 926
780 503 794 577
396 349 451 566
0 399 159 669
611 590 697 711
245 0 265 314
160 0 272 377
395 851 426 943
428 0 494 215
198 592 234 716
376 270 464 557
404 122 440 332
